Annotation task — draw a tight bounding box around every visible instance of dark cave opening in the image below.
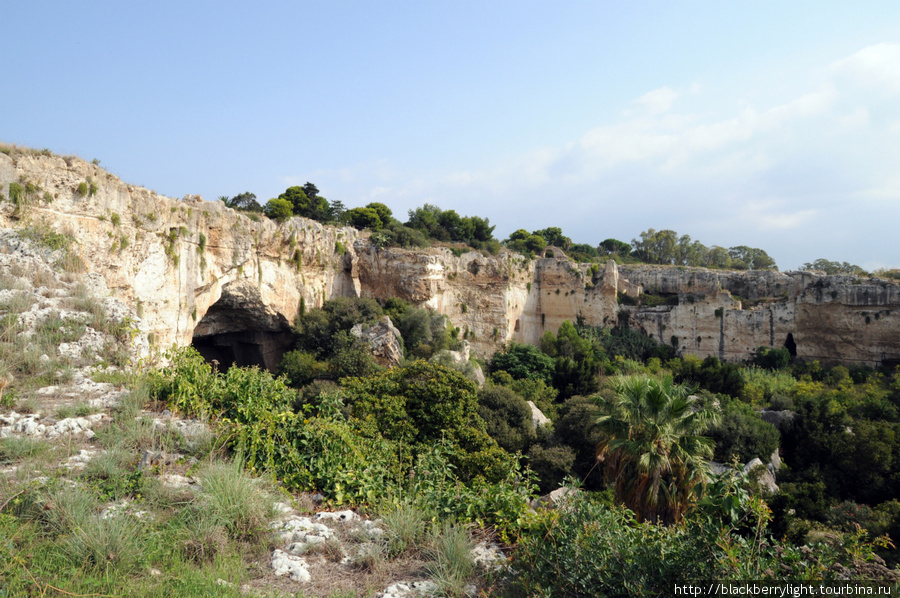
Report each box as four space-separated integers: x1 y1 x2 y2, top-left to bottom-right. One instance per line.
191 289 294 373
192 330 294 372
784 332 797 358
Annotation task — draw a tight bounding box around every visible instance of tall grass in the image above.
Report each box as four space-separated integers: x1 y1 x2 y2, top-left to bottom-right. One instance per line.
194 459 274 542
380 501 427 558
42 485 144 573
424 523 476 597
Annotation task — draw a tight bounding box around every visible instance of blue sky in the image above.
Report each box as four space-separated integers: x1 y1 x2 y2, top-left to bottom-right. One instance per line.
5 1 900 270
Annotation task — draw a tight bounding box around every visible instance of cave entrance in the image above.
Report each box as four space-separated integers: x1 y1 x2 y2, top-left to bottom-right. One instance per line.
191 283 295 373
784 333 797 358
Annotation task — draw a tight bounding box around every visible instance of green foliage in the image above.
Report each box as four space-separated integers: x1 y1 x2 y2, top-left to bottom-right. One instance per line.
405 203 495 247
339 361 506 478
801 258 867 276
193 459 274 541
532 226 571 250
489 342 556 386
595 375 719 524
329 330 379 379
150 349 536 529
277 349 326 387
669 354 744 397
599 237 632 256
278 183 331 221
504 228 547 255
739 366 797 406
8 182 25 210
629 228 778 270
579 324 674 364
510 486 893 595
553 395 604 488
76 181 89 196
477 383 536 454
509 497 717 596
40 484 144 573
264 197 292 222
424 523 476 597
751 346 792 370
381 297 454 359
707 397 780 463
291 297 384 359
344 206 384 230
222 191 263 212
526 444 576 493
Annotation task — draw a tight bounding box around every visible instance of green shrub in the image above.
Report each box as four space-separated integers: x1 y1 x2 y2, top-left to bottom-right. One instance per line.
489 342 556 385
707 397 780 463
526 444 576 493
278 349 326 387
76 181 89 196
41 485 144 573
477 384 535 453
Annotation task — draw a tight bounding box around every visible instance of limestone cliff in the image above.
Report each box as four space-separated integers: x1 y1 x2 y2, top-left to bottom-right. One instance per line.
2 151 899 368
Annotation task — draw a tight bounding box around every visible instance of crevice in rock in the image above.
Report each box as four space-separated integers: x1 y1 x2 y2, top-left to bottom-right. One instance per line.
784 332 797 358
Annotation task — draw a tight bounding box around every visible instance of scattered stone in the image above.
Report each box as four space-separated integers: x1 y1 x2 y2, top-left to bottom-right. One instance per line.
533 486 578 509
378 581 438 598
273 501 294 515
744 458 779 494
471 541 505 570
316 510 358 523
272 516 333 544
160 473 195 488
271 549 311 582
64 449 101 470
100 500 148 519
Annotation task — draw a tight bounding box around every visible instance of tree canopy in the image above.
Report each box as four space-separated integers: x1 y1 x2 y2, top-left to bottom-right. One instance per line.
595 375 719 524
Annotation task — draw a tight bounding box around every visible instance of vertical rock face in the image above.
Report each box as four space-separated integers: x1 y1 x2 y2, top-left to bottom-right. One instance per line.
2 151 900 367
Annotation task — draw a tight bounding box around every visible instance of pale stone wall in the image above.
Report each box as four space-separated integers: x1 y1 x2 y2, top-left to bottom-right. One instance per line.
2 152 899 366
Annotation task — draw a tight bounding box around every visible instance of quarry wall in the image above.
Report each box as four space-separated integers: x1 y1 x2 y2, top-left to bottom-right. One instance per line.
2 152 898 367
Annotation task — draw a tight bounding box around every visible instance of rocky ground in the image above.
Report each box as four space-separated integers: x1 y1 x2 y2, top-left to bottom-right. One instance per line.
0 225 507 597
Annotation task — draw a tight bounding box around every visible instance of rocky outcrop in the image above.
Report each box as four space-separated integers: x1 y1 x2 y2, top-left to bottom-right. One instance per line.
351 316 404 368
3 151 900 367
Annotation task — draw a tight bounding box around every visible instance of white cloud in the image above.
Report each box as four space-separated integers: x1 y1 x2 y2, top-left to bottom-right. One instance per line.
627 86 680 115
833 42 900 95
741 199 818 231
304 43 900 268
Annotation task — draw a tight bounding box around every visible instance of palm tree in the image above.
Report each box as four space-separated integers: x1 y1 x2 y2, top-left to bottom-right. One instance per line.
595 375 719 525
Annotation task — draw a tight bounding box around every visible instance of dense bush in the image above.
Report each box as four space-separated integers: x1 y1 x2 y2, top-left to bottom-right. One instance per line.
751 346 792 370
150 349 535 532
670 354 744 398
381 297 455 359
477 384 536 454
509 488 894 596
338 360 514 482
489 342 556 385
707 397 780 463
